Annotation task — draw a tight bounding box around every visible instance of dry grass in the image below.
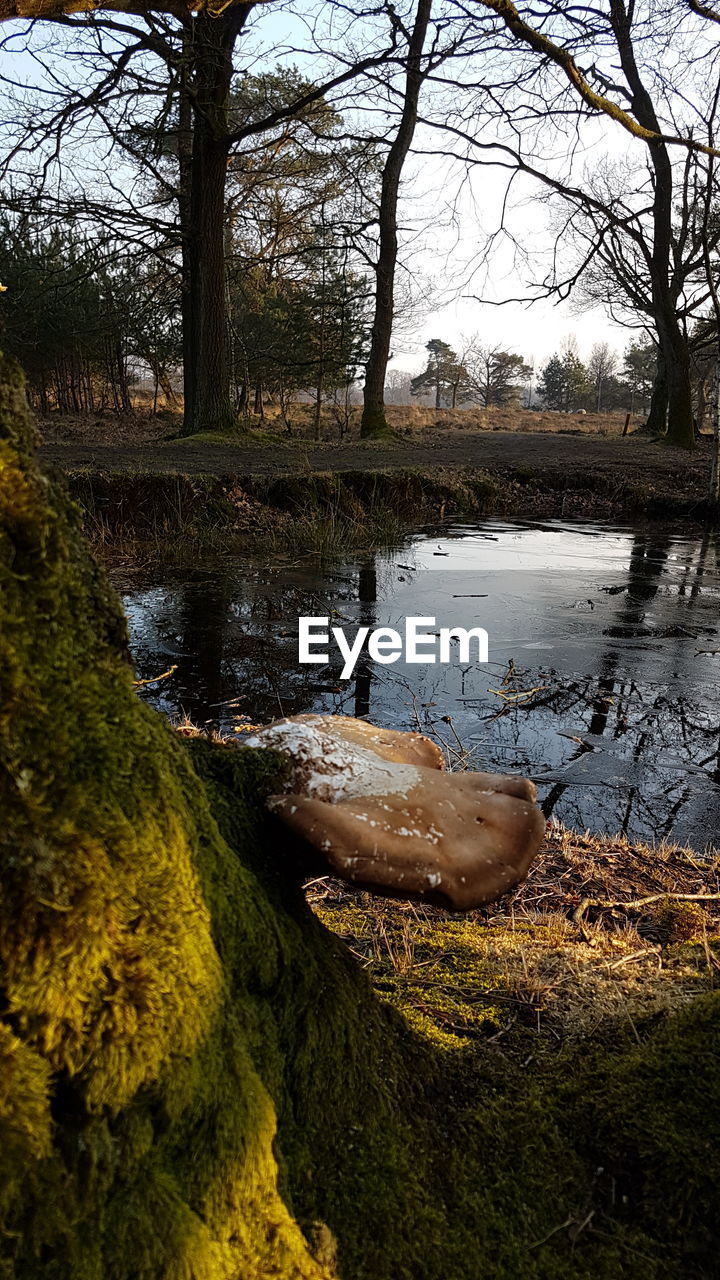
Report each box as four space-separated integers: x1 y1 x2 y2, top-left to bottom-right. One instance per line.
37 397 633 446
383 403 630 437
39 408 180 446
309 824 720 1056
257 400 631 438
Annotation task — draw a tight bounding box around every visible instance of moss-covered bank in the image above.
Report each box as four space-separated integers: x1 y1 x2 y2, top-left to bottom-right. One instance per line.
62 461 720 552
65 466 499 550
2 349 720 1278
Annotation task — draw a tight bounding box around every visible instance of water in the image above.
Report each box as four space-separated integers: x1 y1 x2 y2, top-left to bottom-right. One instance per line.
115 520 720 850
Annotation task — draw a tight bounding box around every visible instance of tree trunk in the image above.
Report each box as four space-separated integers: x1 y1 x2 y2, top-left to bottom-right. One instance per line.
610 0 693 449
253 379 264 417
360 0 432 438
178 28 195 428
711 364 720 501
183 11 249 435
660 319 694 448
646 349 668 435
154 361 179 410
696 370 710 435
314 290 325 441
314 380 323 440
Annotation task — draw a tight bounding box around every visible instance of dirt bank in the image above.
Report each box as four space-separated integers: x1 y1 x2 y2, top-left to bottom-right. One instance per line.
42 429 718 541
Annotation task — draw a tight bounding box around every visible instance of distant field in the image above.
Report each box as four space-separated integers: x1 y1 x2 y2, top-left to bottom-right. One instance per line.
385 404 631 435
38 397 633 445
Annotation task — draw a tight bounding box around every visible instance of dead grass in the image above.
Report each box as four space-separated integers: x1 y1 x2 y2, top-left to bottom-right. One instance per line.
308 824 720 1056
384 403 630 437
39 408 181 446
262 400 631 438
37 398 632 446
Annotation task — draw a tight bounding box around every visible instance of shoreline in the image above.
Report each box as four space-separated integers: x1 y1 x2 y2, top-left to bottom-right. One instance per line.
41 428 720 546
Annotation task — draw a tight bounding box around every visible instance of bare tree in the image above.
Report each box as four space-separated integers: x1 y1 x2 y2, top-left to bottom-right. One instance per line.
384 367 414 404
463 338 531 407
588 342 617 412
424 0 720 448
360 0 434 437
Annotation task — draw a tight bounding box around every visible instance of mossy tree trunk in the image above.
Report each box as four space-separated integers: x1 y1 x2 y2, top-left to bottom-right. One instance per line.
2 354 720 1278
0 350 446 1278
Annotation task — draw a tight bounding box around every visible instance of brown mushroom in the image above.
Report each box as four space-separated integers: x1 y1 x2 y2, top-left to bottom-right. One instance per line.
246 715 544 911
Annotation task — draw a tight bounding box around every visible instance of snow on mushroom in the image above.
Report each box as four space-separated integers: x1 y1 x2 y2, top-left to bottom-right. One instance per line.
245 714 545 911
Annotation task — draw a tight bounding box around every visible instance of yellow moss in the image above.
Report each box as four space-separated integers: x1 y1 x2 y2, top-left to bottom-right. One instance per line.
645 896 708 944
0 353 330 1277
315 892 716 1057
0 1023 51 1165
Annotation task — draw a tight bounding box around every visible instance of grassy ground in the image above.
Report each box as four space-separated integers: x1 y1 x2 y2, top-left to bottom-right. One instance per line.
38 401 633 445
37 397 719 547
310 822 720 1063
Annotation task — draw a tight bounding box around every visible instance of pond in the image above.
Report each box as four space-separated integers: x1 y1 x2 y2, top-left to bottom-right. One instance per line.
115 519 720 851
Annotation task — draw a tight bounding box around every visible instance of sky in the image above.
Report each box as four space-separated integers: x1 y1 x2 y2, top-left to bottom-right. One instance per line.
387 142 634 377
394 280 629 378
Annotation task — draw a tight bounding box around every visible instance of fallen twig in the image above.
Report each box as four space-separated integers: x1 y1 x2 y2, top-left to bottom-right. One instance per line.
487 685 548 702
133 664 177 688
574 891 720 929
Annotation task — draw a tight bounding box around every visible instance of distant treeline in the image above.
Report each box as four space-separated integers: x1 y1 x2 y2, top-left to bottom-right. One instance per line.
385 336 660 415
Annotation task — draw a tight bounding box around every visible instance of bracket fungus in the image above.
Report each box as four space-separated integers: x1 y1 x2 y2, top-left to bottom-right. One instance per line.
246 715 545 910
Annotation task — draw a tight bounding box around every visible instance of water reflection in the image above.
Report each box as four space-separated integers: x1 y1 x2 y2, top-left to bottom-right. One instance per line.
115 520 720 850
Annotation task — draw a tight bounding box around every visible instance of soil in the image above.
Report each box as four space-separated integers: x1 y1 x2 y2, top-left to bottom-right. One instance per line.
41 427 713 499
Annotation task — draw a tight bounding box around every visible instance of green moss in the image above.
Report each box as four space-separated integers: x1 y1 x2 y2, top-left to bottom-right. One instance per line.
3 350 720 1278
556 994 720 1272
309 892 720 1275
358 406 394 439
645 896 708 944
0 354 327 1278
